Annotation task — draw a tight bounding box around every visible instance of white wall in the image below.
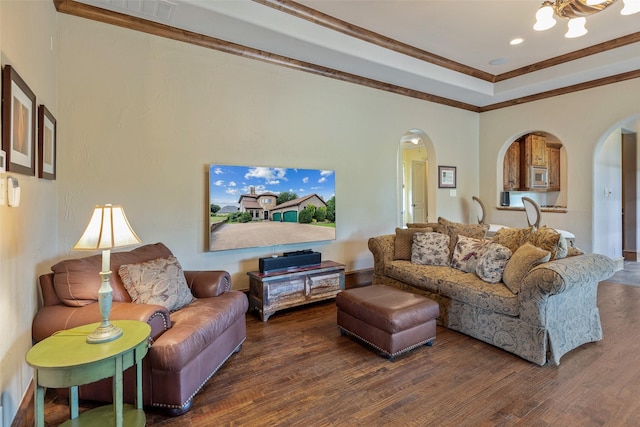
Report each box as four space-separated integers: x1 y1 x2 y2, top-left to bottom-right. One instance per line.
0 1 58 424
593 129 622 257
479 78 640 255
55 14 480 290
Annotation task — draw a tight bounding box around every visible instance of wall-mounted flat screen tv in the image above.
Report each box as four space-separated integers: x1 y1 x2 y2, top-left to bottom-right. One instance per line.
209 164 336 251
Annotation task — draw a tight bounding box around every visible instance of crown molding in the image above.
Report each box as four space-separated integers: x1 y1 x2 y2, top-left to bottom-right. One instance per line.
54 0 639 112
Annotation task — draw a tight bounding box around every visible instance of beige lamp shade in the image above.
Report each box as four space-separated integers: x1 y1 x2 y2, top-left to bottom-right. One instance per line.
73 204 141 251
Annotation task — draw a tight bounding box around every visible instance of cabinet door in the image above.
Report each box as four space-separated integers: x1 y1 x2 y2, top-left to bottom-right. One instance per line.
547 146 560 191
306 271 343 298
529 134 547 167
266 277 306 307
503 141 520 190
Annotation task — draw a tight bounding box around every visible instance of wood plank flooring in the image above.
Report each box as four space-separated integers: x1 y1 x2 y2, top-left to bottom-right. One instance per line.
14 281 640 426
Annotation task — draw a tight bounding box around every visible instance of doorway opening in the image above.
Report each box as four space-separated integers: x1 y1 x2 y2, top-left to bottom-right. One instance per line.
398 129 435 227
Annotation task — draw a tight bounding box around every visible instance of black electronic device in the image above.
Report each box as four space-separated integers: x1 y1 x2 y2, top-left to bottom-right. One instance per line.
259 250 322 274
501 191 510 207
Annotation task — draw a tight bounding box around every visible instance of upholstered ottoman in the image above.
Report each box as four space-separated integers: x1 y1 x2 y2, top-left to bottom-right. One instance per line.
336 285 439 359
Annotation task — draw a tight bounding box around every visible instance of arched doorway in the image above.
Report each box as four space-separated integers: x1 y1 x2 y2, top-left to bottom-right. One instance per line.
397 129 436 227
593 114 640 262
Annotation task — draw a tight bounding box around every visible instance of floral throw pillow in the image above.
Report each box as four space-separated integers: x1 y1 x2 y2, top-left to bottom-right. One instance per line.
451 235 492 273
476 242 512 284
411 232 450 266
119 256 195 312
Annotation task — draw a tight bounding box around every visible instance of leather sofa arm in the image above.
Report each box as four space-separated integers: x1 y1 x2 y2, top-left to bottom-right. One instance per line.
184 270 231 297
32 301 170 343
368 234 395 276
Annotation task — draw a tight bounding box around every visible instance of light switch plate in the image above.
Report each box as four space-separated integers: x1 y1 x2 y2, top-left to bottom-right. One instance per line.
0 178 5 206
450 189 456 197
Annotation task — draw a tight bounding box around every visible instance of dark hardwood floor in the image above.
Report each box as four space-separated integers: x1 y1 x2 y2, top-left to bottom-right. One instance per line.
14 280 640 426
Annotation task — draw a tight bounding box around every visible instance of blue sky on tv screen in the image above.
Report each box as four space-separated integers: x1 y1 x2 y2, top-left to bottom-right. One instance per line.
209 164 335 208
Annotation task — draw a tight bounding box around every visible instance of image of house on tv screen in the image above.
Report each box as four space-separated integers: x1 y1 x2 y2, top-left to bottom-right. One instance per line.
209 164 336 251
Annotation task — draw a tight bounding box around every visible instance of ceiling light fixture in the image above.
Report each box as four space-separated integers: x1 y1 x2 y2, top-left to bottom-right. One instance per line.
534 0 640 38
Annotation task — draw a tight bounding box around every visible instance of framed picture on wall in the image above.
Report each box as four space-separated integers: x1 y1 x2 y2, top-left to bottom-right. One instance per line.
438 165 456 188
2 65 36 176
38 105 57 180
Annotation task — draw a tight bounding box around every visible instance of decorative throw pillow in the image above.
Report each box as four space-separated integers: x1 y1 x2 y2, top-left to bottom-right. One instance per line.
528 226 567 260
438 217 489 260
407 222 442 232
566 246 584 257
475 242 512 284
451 235 492 273
119 256 195 312
502 243 551 294
492 226 534 253
394 227 433 260
411 232 450 266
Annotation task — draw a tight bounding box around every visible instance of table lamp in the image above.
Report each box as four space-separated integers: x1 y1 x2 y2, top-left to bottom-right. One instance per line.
73 204 141 344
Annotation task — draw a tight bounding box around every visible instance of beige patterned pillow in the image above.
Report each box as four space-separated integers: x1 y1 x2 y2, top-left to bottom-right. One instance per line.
502 243 551 294
411 232 450 266
451 235 492 273
407 222 440 229
394 227 433 260
438 217 489 259
119 256 195 312
492 226 534 253
567 246 584 257
475 242 512 284
528 226 567 260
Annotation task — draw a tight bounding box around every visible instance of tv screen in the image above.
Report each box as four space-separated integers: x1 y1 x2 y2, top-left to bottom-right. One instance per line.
209 164 336 251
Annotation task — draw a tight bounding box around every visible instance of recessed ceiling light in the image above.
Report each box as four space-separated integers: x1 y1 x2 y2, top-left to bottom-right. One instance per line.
489 58 508 66
510 38 524 45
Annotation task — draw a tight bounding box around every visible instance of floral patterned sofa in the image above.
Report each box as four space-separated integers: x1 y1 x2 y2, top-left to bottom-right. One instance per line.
368 218 615 365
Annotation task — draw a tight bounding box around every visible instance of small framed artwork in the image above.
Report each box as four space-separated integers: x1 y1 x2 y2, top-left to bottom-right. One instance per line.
438 165 456 188
2 65 36 176
38 105 57 180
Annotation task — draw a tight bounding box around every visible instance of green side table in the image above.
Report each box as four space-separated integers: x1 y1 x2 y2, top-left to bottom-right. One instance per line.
26 320 151 427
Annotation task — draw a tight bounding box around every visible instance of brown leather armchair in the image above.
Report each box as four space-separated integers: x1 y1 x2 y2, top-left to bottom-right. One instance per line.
32 242 248 414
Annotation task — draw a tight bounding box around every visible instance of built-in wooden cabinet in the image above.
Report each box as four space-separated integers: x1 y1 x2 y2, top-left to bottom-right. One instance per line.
547 144 561 191
525 134 548 167
503 141 520 190
503 133 562 192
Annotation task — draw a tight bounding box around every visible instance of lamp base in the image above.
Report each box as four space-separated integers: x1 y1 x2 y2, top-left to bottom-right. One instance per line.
86 322 123 344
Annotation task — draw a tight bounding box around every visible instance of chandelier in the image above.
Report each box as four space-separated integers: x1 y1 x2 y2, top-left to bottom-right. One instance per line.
534 0 640 38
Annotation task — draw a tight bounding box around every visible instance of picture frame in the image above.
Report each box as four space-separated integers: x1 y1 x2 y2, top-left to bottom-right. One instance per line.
438 165 456 188
2 65 36 176
38 105 57 180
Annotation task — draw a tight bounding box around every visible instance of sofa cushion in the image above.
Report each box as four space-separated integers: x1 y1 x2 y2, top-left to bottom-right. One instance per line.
411 232 450 266
407 222 441 231
502 243 551 294
528 226 568 260
438 217 489 260
475 242 512 284
438 273 519 317
394 227 432 260
52 242 173 307
451 235 492 273
492 227 534 253
567 246 584 257
385 260 463 294
149 291 248 371
119 256 195 312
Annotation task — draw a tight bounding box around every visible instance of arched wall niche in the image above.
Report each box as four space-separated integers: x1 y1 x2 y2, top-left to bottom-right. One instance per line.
499 130 567 209
397 129 436 228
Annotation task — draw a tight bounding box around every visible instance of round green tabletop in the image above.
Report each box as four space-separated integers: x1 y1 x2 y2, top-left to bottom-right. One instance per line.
26 320 150 372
